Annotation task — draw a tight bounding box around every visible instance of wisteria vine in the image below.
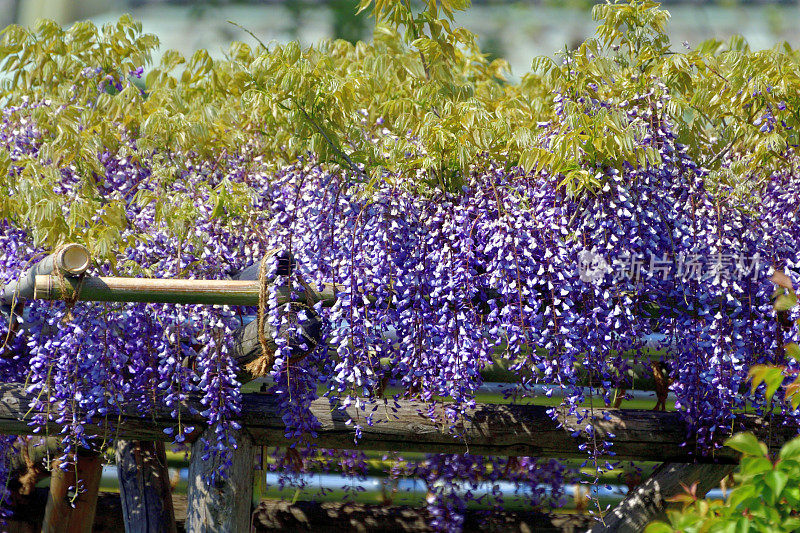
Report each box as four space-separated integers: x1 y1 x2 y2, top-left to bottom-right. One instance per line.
0 77 799 530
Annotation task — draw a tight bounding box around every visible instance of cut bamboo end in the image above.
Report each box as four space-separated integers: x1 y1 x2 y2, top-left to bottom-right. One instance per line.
1 243 92 305
56 244 91 275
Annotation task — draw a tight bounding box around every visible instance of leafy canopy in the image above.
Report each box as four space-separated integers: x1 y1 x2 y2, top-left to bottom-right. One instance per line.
0 1 799 257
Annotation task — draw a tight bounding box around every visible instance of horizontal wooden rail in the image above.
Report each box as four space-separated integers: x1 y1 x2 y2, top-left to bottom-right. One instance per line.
34 276 338 307
7 489 595 533
0 383 794 462
250 500 595 533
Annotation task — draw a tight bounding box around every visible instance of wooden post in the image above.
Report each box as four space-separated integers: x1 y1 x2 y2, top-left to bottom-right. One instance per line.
590 462 736 533
41 450 103 533
186 427 255 533
115 440 177 533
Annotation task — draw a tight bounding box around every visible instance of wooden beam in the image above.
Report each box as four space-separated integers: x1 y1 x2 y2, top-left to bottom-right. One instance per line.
186 427 254 532
250 500 596 532
0 383 794 461
7 489 595 533
590 462 736 533
34 275 338 307
115 440 177 533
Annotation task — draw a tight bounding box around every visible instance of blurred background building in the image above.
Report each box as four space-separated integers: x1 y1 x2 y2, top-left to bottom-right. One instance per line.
0 0 798 79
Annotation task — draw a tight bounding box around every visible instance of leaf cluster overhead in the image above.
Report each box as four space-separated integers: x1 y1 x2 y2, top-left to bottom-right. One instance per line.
1 1 799 254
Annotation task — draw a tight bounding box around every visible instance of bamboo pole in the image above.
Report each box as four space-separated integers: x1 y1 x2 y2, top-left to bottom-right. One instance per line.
1 244 90 306
34 275 338 307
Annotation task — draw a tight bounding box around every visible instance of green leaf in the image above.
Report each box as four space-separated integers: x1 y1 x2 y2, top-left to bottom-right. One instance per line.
748 364 770 394
748 365 785 401
727 483 757 509
763 470 788 503
786 377 800 410
725 433 768 457
763 366 786 402
733 517 750 533
775 292 797 312
643 523 673 533
778 436 800 461
739 456 773 477
785 343 800 361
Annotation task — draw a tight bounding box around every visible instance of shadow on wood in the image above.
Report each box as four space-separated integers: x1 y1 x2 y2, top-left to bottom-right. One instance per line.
186 427 254 533
116 440 177 533
251 500 596 533
6 490 596 533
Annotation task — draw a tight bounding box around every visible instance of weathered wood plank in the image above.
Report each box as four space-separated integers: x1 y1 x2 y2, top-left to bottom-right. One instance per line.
7 489 596 533
186 427 254 533
0 383 794 461
250 500 596 533
591 462 737 533
41 451 103 533
34 275 338 307
116 440 178 533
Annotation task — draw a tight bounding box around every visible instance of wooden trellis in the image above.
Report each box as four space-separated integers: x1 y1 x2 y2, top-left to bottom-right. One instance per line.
1 247 791 533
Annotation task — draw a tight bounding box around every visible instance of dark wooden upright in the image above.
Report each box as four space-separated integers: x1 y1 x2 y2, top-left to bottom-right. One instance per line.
116 440 177 533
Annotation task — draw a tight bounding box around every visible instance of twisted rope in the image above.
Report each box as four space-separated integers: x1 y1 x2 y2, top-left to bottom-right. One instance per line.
50 245 85 323
245 252 276 378
245 251 319 377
